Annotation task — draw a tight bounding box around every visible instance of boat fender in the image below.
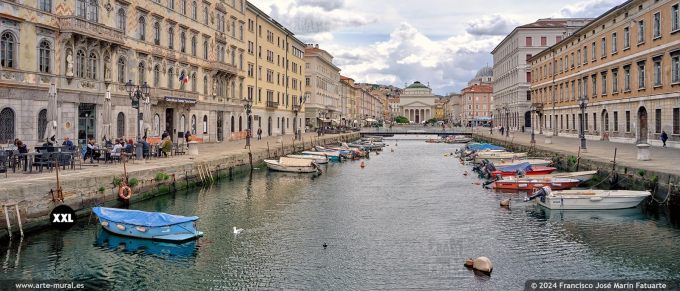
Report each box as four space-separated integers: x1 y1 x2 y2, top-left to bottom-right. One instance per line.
118 185 133 200
360 161 365 168
100 221 108 227
135 226 147 232
500 199 510 207
116 224 125 231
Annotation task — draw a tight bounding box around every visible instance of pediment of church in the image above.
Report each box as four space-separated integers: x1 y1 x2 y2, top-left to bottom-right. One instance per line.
401 100 433 108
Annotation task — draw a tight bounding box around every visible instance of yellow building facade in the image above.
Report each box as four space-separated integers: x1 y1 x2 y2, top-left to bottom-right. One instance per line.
531 0 680 147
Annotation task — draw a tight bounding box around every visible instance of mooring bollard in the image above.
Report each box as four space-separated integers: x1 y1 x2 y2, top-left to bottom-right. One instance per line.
637 143 651 161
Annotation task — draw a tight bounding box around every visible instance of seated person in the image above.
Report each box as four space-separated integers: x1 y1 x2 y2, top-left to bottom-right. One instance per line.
111 139 123 159
141 139 150 158
62 136 74 149
86 139 100 160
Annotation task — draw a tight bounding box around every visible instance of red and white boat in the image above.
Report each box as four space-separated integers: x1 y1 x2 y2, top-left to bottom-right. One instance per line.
490 162 557 177
493 177 581 190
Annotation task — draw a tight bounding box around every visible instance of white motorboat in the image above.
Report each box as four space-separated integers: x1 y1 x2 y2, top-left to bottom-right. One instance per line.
494 159 552 167
264 157 320 173
286 154 328 164
474 151 528 162
527 188 651 210
301 150 341 161
533 170 598 183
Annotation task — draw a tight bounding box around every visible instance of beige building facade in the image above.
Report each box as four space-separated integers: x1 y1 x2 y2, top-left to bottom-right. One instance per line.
304 44 340 129
531 0 680 148
0 0 304 147
398 81 437 124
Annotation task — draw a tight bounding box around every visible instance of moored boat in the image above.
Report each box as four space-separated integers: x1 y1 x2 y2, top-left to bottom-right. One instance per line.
265 157 321 173
301 150 342 161
526 188 651 210
445 136 473 143
534 170 598 183
92 207 204 242
493 177 580 190
286 154 329 164
494 159 552 167
474 151 528 162
490 162 556 177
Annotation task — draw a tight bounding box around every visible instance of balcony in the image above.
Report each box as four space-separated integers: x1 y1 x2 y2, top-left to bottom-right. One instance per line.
266 100 279 109
59 16 125 45
209 61 239 77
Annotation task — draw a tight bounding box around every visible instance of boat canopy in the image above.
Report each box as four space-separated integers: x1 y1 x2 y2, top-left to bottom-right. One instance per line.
93 207 198 227
467 143 505 151
497 162 533 172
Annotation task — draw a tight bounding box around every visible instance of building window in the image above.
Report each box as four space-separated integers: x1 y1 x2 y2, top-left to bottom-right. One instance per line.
612 69 619 93
655 108 662 133
138 61 145 84
168 27 174 49
623 27 630 49
75 49 85 78
626 111 631 132
203 40 208 59
138 17 146 41
525 37 532 47
167 68 174 89
673 108 679 134
38 40 51 73
86 0 98 22
191 1 197 20
153 22 161 45
180 32 186 53
600 37 606 58
203 75 208 95
613 111 619 132
117 112 125 138
191 73 197 92
202 115 208 134
191 114 197 134
624 65 631 91
654 58 662 87
638 20 645 43
653 12 661 39
117 8 126 32
0 32 15 68
37 109 47 141
203 6 209 25
191 36 197 56
638 61 646 89
38 0 52 12
601 72 607 95
153 114 160 136
0 107 15 143
153 65 160 87
673 4 680 32
77 0 86 17
87 52 97 79
117 57 126 83
540 36 547 46
611 32 617 53
673 54 680 83
168 0 174 10
180 0 187 15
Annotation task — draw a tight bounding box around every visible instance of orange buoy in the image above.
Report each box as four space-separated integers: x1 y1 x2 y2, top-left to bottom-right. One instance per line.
118 185 133 200
360 161 366 168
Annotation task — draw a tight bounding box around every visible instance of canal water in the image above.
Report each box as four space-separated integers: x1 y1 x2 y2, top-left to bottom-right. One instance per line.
2 138 680 290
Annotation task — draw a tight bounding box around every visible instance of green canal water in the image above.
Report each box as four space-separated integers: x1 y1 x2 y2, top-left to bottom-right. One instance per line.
1 139 680 290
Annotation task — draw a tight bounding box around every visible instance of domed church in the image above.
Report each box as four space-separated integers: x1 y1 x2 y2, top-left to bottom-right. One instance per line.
398 81 438 124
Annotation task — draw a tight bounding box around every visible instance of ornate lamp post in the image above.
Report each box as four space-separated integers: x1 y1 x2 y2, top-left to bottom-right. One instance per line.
293 92 309 140
244 96 253 149
530 104 536 145
503 105 510 137
125 80 150 160
490 113 493 135
579 95 588 151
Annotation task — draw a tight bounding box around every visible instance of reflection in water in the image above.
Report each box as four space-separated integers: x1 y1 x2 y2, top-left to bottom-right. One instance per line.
0 139 679 290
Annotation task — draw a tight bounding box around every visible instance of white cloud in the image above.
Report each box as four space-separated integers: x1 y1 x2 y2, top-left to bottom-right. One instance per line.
559 0 627 17
296 0 344 11
268 0 375 36
466 14 521 36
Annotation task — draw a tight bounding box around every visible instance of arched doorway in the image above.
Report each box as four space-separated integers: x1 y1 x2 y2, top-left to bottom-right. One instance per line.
267 116 272 136
524 111 531 129
0 107 15 143
638 107 648 143
415 110 420 124
601 109 609 138
230 115 235 133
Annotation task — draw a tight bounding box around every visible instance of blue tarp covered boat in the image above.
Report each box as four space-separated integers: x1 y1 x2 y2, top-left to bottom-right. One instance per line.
92 207 204 242
496 162 533 172
467 143 505 151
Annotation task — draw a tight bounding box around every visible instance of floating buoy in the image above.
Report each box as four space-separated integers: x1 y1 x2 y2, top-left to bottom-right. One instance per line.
500 199 510 207
360 161 366 168
473 257 493 274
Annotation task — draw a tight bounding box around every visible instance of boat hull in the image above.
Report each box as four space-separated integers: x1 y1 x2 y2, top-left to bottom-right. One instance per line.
286 155 328 164
265 160 318 173
97 218 203 241
536 191 651 210
301 151 341 161
492 166 557 177
493 179 580 190
494 159 552 167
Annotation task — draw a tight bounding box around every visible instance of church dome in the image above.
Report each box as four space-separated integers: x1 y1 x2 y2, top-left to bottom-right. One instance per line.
406 81 429 89
475 66 493 79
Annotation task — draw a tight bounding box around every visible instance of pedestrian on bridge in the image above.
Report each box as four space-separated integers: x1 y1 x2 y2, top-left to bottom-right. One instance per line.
661 131 668 147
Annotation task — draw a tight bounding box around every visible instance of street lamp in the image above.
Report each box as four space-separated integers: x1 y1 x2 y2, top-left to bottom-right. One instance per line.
293 92 309 140
125 80 150 160
490 113 493 135
244 96 253 149
504 105 510 137
530 104 536 145
579 95 588 151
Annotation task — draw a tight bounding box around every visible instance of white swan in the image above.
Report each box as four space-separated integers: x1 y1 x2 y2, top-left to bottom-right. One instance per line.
233 226 244 235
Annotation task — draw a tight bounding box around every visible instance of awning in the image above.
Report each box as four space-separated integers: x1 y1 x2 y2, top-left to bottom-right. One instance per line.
164 96 198 104
365 118 378 122
331 119 340 124
317 118 331 123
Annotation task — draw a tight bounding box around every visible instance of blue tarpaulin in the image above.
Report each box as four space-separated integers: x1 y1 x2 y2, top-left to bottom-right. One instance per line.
496 162 533 172
93 207 198 227
467 143 505 151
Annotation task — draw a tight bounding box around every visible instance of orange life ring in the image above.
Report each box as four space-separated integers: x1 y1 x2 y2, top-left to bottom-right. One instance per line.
118 185 133 200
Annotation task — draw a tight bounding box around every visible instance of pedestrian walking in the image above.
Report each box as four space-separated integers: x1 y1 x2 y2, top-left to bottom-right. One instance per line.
661 131 668 147
257 127 262 140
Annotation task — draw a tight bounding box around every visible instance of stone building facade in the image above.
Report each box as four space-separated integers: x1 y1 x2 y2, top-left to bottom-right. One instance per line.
398 81 437 124
492 18 590 133
0 0 303 147
304 44 340 129
530 0 680 148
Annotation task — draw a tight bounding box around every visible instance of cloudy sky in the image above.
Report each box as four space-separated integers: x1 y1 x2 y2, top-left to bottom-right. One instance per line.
251 0 626 95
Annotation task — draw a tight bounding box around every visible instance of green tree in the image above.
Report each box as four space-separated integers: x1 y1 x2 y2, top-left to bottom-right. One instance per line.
394 116 409 124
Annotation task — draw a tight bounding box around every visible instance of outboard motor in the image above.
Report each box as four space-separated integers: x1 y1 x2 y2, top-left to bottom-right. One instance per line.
525 186 552 202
